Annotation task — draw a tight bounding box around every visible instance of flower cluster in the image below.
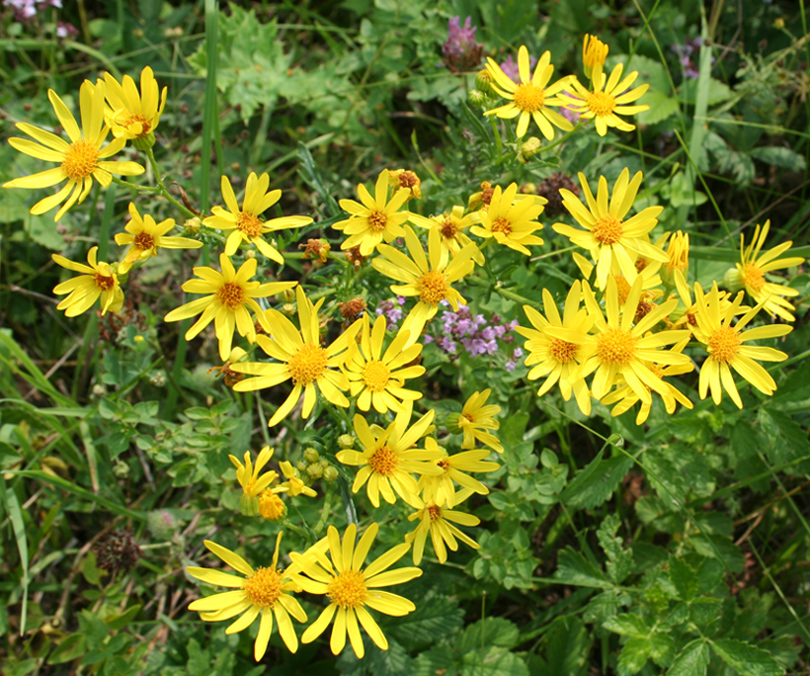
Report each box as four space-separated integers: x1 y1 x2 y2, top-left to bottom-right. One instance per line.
424 304 519 365
441 16 484 73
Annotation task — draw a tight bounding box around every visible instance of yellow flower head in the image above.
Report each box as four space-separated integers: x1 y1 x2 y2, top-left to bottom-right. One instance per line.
409 205 484 267
291 523 422 659
115 202 202 273
203 173 313 264
231 286 362 427
164 253 297 361
582 34 609 80
387 168 422 200
453 389 503 453
516 282 595 416
278 460 317 498
484 46 575 139
345 314 426 414
228 446 280 516
333 170 412 256
187 533 307 659
553 278 691 405
372 225 477 342
727 220 804 321
4 81 145 221
417 438 499 508
471 182 546 255
691 282 791 408
563 62 650 136
660 230 690 285
102 66 167 144
553 168 666 289
51 246 124 317
335 407 442 508
406 494 480 565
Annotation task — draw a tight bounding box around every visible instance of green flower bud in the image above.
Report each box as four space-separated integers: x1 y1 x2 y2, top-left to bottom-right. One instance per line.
323 465 339 482
723 266 744 293
446 412 463 434
147 509 180 539
337 434 355 449
468 89 487 108
475 69 493 93
306 463 323 479
183 217 201 236
132 131 156 151
239 494 260 517
303 447 320 464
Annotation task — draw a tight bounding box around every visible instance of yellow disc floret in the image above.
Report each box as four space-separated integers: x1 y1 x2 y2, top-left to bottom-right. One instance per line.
369 446 399 476
217 281 246 309
596 327 637 366
236 212 265 237
362 360 391 392
327 569 368 609
243 567 283 608
592 214 623 245
513 83 545 112
586 90 616 116
287 343 328 386
418 271 449 304
61 140 99 181
707 326 742 363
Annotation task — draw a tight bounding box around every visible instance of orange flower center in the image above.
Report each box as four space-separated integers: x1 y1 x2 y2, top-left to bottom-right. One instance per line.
368 210 388 233
441 218 460 239
635 297 656 323
549 338 578 363
217 281 246 309
707 326 741 363
122 113 151 137
362 360 391 393
418 270 449 304
513 83 545 112
236 212 265 238
369 445 398 476
740 263 765 292
287 343 328 385
596 327 637 366
94 272 115 291
243 567 283 608
592 215 623 245
133 231 155 252
427 504 442 521
586 90 616 116
327 569 367 609
491 217 512 235
61 139 99 181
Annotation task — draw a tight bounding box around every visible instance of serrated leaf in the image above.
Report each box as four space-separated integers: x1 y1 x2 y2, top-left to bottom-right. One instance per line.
561 450 633 510
459 617 520 652
668 555 698 602
555 547 610 588
617 636 651 675
597 514 634 583
387 592 464 650
749 146 807 171
668 641 710 676
604 613 649 638
542 617 592 676
711 639 785 676
461 648 529 676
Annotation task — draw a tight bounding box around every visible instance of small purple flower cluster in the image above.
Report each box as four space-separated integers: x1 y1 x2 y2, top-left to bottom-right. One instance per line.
423 303 524 370
672 37 712 79
4 0 76 37
441 16 484 73
375 296 406 330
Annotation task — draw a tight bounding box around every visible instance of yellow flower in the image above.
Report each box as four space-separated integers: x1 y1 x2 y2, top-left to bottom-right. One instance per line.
484 46 575 139
515 282 595 416
387 169 422 200
228 446 280 516
51 246 124 317
164 254 296 361
550 278 691 405
278 460 317 498
291 523 422 658
406 495 480 565
102 66 167 143
4 81 145 221
335 407 441 508
471 182 546 255
417 438 499 508
672 271 743 335
187 533 307 659
345 314 426 414
660 230 690 283
582 34 609 80
115 202 202 273
691 283 791 408
372 225 477 341
333 170 412 256
454 389 503 453
553 168 667 289
563 62 650 136
600 337 693 424
728 220 804 321
231 286 361 427
409 205 484 266
203 173 313 263
258 491 287 521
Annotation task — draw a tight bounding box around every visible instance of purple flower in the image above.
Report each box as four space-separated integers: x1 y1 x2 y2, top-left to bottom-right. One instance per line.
505 360 517 372
441 16 484 73
500 53 537 81
512 347 524 359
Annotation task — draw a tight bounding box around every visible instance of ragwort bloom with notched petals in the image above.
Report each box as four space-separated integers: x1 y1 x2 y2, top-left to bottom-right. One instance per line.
453 389 503 453
485 46 575 139
102 66 167 144
115 202 202 274
52 246 124 317
291 523 422 659
164 254 296 361
203 173 313 263
187 534 307 659
4 81 144 221
231 286 362 427
471 182 546 256
406 493 481 565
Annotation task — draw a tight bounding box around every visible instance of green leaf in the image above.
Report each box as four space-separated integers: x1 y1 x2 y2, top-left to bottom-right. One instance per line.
387 591 464 650
459 618 520 652
555 547 610 588
637 91 680 125
668 641 710 676
749 146 807 171
617 636 651 675
604 614 649 638
105 604 141 631
542 617 592 676
0 477 28 634
46 633 86 665
710 639 786 676
668 555 698 602
597 514 634 583
561 448 633 510
461 649 529 676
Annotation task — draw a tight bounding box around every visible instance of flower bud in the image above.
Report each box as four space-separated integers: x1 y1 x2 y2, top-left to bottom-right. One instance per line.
475 69 493 93
306 463 323 479
446 412 463 434
723 266 744 293
323 465 339 482
147 509 180 539
337 434 355 449
468 89 487 108
132 131 156 151
183 217 201 236
303 447 320 464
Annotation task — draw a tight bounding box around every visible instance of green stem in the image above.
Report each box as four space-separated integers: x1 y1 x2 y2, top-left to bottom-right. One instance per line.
145 147 197 219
